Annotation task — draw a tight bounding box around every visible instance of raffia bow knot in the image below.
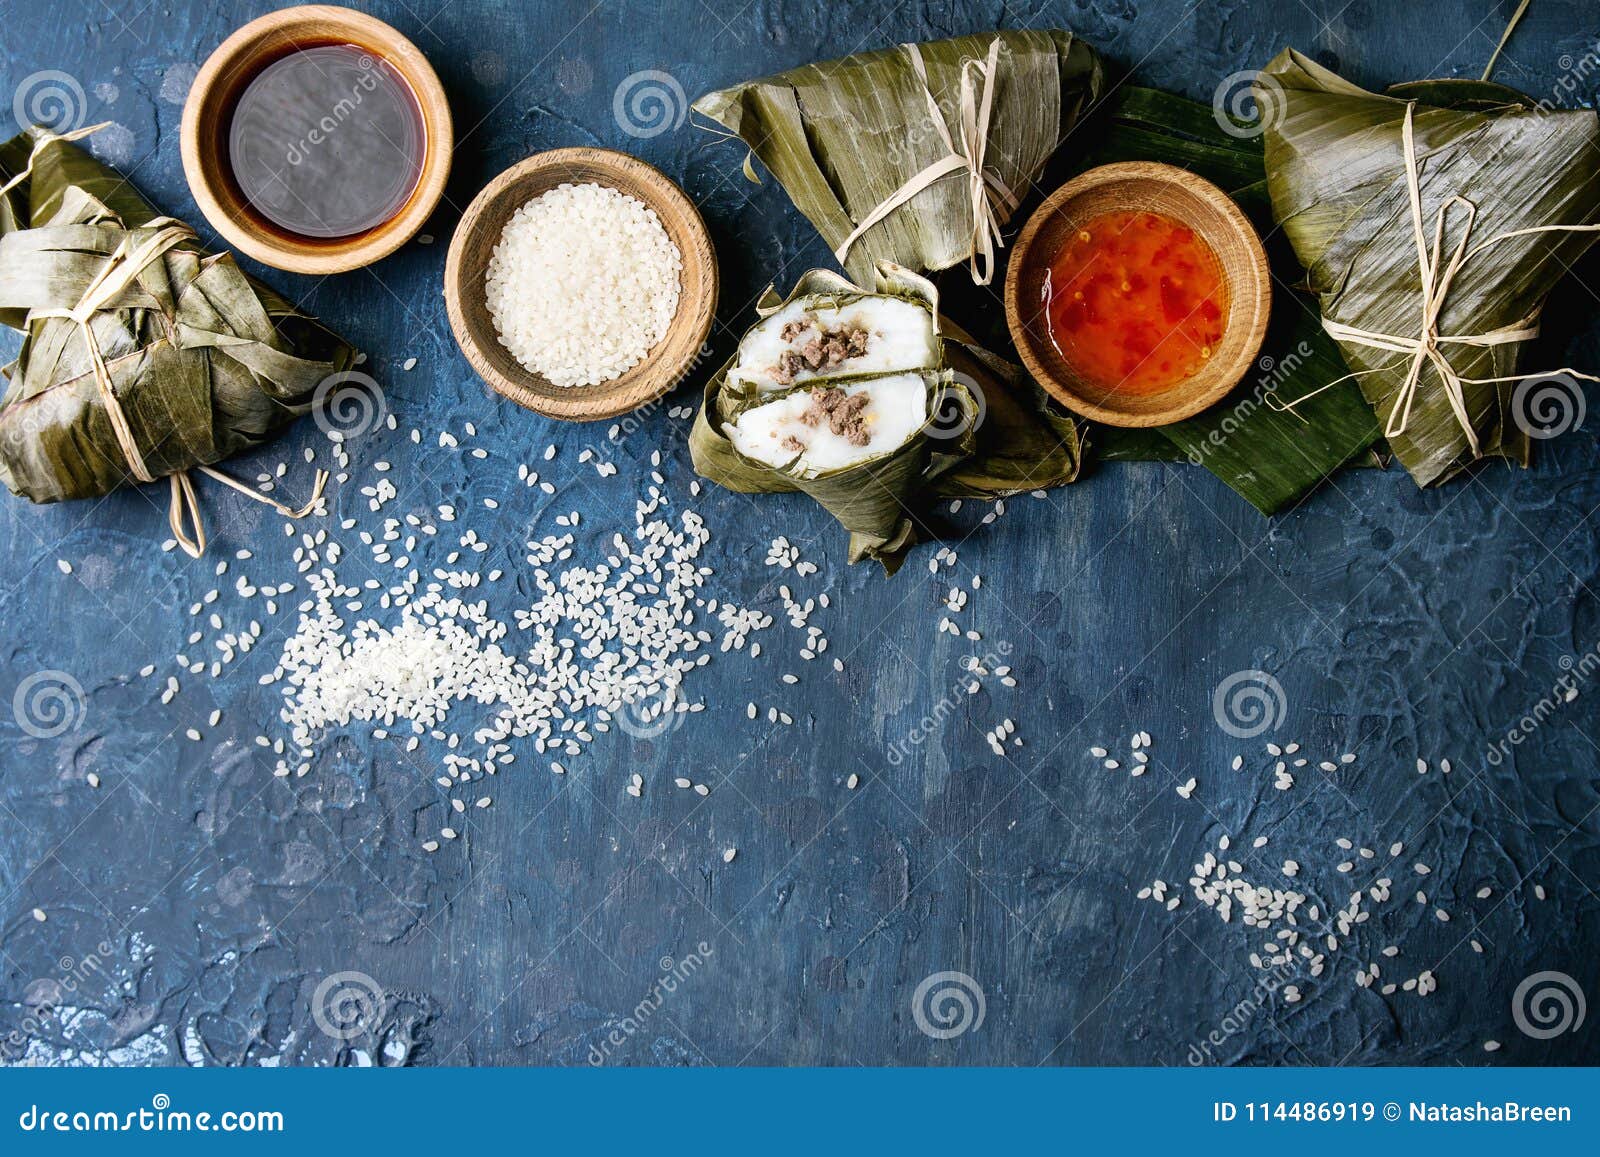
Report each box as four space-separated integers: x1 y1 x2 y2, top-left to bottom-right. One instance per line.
833 38 1018 286
1 124 329 558
1275 102 1600 453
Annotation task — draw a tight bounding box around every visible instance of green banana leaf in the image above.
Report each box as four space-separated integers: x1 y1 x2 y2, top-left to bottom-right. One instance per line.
693 30 1103 285
0 129 356 505
938 335 1081 497
1090 426 1190 462
1259 48 1600 487
690 265 1080 574
1071 85 1383 514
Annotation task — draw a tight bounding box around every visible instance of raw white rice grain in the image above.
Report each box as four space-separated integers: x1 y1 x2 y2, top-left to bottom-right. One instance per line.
484 183 683 388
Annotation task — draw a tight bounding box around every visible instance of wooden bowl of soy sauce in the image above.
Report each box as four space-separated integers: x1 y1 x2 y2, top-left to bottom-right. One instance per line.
181 5 452 274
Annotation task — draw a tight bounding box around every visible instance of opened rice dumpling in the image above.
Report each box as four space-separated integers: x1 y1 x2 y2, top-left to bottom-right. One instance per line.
725 374 931 476
1258 50 1600 486
730 294 939 392
691 264 1081 574
0 126 357 554
694 30 1103 285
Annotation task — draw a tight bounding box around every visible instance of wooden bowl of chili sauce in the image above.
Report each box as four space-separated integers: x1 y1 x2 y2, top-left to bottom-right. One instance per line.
1005 162 1270 427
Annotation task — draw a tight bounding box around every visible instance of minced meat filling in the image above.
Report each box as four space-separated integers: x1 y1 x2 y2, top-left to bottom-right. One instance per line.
772 321 871 385
796 386 873 446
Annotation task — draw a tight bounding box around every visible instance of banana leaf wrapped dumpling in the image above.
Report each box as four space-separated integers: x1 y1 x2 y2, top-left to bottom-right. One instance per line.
1258 50 1600 486
693 30 1103 285
690 265 1081 574
0 127 357 554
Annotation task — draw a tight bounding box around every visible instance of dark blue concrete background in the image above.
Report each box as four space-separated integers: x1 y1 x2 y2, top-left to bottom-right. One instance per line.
2 0 1599 1066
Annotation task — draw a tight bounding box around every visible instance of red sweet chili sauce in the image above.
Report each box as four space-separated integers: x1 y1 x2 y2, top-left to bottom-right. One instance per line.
1043 210 1229 395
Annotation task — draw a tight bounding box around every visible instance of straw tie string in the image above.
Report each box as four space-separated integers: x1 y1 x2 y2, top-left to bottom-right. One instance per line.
833 38 1018 286
1272 102 1600 455
8 125 328 558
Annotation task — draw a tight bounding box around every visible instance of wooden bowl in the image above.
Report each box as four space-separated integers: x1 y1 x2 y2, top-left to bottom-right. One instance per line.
443 148 718 422
180 5 452 274
1004 162 1271 427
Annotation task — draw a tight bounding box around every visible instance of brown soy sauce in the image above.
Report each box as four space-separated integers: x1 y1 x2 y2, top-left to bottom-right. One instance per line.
226 42 425 241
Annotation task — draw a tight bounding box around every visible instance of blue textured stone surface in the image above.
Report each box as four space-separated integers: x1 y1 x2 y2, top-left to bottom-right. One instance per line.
1 0 1597 1066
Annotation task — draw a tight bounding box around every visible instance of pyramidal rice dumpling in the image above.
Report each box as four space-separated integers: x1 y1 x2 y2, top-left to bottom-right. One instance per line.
1258 49 1600 487
691 264 1083 573
693 30 1103 284
0 127 355 555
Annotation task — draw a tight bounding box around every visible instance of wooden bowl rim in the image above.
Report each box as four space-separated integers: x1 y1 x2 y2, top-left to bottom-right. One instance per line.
442 147 719 423
1004 160 1272 428
179 4 453 275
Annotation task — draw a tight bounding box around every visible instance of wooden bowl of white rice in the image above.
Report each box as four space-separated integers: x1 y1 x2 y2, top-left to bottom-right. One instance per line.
444 147 717 420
